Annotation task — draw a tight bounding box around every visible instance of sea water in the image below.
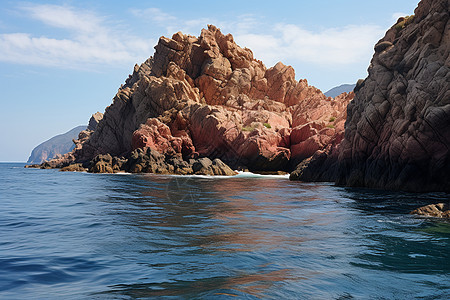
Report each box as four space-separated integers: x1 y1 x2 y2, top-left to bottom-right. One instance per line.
0 163 449 299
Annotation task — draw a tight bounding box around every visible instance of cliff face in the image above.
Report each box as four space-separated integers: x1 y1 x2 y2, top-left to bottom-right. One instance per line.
292 0 449 192
67 25 351 171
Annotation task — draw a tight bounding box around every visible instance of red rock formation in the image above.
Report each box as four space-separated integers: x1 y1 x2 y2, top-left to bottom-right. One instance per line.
292 0 449 192
132 118 195 157
50 25 351 172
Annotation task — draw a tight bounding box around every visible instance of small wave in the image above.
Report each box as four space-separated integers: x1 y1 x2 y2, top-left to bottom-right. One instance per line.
408 253 428 258
234 171 290 179
76 170 290 179
162 171 290 179
3 221 38 228
79 171 132 176
163 174 234 179
377 219 402 224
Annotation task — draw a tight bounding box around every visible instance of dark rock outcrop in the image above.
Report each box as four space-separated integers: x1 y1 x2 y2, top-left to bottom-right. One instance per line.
60 163 86 172
87 112 103 131
60 147 236 176
292 0 449 192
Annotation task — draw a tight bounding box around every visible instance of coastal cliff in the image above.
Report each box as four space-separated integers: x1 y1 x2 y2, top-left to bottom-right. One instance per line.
42 25 351 174
291 0 449 192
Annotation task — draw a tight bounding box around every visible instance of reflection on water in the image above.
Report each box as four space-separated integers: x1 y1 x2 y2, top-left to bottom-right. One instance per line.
102 269 294 298
92 174 450 299
0 164 449 299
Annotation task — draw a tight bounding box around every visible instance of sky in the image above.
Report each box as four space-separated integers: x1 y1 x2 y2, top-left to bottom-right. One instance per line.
0 0 420 162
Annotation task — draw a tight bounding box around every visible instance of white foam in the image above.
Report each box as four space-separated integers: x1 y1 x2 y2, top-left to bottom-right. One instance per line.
234 171 290 179
157 171 290 179
78 170 290 179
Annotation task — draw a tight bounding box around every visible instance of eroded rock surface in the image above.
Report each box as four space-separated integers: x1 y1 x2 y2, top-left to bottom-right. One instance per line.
292 0 449 192
87 112 103 131
39 25 351 174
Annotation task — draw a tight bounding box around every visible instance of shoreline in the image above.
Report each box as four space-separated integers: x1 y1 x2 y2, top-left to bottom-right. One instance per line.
17 162 450 219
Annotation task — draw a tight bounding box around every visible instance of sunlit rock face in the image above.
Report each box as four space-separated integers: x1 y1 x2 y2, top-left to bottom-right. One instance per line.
292 0 450 192
52 25 351 172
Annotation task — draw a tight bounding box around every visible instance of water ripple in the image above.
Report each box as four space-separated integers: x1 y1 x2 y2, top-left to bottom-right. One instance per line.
0 163 449 299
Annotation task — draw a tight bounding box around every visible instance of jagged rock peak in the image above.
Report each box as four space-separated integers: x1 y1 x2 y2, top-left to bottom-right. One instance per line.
87 112 103 131
42 25 352 173
122 24 326 107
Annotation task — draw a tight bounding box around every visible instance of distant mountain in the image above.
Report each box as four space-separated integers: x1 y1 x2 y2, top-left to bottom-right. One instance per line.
27 126 86 164
324 84 356 98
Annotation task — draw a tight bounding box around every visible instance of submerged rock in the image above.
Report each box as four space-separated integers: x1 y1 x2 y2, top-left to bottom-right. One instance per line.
410 203 450 218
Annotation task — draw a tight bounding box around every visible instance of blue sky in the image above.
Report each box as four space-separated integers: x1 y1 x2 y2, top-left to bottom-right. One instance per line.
0 0 419 162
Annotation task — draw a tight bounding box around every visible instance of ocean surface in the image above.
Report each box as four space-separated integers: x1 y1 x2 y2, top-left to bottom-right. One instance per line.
0 162 449 299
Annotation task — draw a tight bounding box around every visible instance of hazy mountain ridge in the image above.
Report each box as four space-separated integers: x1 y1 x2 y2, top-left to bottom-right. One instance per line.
27 126 85 164
324 84 356 98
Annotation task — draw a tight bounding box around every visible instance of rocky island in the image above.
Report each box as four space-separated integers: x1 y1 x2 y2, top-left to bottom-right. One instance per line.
33 25 352 176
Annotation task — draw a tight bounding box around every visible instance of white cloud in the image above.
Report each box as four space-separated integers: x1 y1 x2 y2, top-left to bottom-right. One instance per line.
21 4 102 33
130 7 177 24
234 24 385 67
129 7 384 69
1 4 385 74
0 4 155 69
0 33 132 67
129 7 215 37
